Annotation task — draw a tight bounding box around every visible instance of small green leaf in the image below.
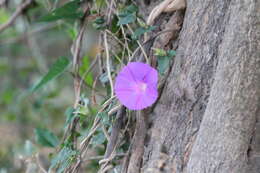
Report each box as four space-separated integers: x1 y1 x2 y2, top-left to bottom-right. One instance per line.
167 50 176 57
79 56 93 86
111 15 120 33
157 56 171 75
49 147 77 173
156 49 176 74
94 17 105 24
30 56 70 92
154 48 167 57
64 107 76 129
118 15 135 25
95 0 106 8
124 5 138 13
66 26 78 40
0 9 9 24
34 128 59 147
117 5 138 25
38 0 83 22
91 131 106 146
132 26 156 39
92 17 106 30
97 112 110 125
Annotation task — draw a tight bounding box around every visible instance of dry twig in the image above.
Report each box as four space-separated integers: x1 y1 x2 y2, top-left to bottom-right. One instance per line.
103 32 114 97
0 0 34 33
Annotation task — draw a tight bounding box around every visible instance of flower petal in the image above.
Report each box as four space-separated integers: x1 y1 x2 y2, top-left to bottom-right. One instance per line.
115 62 158 110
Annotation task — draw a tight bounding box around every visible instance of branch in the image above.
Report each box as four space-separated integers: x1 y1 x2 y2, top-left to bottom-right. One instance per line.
126 111 147 173
0 0 34 33
104 106 126 159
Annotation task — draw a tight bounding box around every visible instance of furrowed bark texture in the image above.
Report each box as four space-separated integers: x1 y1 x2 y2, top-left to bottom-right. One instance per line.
137 0 260 173
186 1 260 172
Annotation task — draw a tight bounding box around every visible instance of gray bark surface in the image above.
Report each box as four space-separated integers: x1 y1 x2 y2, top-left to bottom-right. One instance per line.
135 0 260 173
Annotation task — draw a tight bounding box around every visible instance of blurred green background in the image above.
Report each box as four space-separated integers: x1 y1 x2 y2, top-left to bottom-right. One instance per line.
0 1 81 172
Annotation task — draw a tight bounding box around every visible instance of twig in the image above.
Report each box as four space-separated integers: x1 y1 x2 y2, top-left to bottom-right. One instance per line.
97 107 126 173
108 104 122 115
104 32 114 97
130 29 174 61
65 8 90 173
104 0 115 24
105 29 128 50
102 124 110 141
71 8 90 108
36 154 48 173
91 75 100 105
0 0 34 33
104 107 126 159
98 148 117 173
147 0 186 25
111 50 125 65
83 153 126 161
127 111 147 173
99 164 113 173
120 26 132 61
67 6 90 150
126 24 149 63
77 96 117 162
71 116 101 172
80 117 101 152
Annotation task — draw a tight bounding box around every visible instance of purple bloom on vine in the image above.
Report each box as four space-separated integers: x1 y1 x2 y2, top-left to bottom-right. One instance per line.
115 62 158 110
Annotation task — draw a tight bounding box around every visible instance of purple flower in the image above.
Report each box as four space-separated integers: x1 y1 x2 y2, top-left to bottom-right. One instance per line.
115 62 158 110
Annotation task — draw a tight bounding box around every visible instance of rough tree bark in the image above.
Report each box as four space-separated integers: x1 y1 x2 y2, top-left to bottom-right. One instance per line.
129 0 260 173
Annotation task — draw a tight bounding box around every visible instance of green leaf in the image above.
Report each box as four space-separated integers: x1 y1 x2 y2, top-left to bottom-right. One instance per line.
124 5 138 13
111 15 120 33
167 50 176 57
0 9 9 24
154 48 167 57
79 56 93 86
92 16 106 30
118 15 135 25
2 88 15 104
156 49 176 74
94 17 105 24
49 147 77 173
38 0 83 22
132 26 156 39
66 26 78 40
30 56 70 92
97 112 110 125
157 56 171 75
91 131 106 146
95 0 106 8
34 128 59 147
117 5 138 25
64 107 76 129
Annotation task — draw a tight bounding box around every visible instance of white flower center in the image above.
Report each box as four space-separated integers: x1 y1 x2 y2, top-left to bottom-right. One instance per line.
137 82 147 93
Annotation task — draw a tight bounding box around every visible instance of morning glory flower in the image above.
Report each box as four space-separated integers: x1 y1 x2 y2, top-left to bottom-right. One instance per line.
114 62 158 110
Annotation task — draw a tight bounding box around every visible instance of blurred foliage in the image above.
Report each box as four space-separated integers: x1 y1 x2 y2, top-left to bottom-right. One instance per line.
0 0 174 172
0 0 75 172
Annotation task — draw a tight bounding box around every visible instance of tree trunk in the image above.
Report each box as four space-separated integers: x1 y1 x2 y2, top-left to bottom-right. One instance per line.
131 0 260 172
